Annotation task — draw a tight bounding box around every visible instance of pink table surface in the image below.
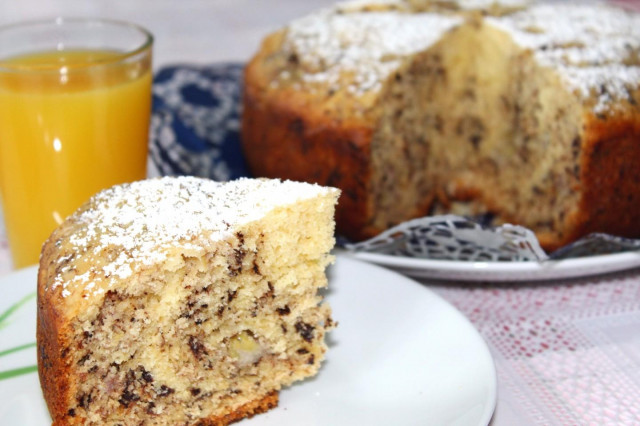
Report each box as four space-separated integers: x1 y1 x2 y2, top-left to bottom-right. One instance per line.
432 271 640 424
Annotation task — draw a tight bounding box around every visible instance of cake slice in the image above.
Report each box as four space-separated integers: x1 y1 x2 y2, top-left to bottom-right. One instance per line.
37 177 339 425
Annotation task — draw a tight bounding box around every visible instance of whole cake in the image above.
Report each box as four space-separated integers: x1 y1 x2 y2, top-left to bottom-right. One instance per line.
37 177 339 425
242 0 640 250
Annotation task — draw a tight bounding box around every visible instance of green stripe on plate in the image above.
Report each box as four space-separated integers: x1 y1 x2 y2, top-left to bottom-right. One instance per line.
0 291 36 329
0 341 37 358
0 365 38 381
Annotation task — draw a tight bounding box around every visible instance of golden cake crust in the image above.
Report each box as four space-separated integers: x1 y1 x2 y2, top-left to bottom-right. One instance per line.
37 254 76 425
563 113 640 248
243 60 375 240
203 391 279 426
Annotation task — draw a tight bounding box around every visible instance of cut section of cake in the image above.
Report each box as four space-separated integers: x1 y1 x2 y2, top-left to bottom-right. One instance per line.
37 177 339 425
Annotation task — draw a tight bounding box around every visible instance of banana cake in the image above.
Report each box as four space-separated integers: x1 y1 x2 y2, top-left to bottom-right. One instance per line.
37 176 339 425
242 0 640 250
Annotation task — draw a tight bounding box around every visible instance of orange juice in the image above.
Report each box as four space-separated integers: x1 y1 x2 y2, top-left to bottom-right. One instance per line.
0 49 152 268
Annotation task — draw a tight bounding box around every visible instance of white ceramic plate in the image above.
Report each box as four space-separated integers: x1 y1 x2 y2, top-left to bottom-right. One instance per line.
0 255 496 426
347 249 640 282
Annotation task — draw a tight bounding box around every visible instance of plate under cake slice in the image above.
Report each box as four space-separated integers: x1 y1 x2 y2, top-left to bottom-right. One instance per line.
36 176 339 425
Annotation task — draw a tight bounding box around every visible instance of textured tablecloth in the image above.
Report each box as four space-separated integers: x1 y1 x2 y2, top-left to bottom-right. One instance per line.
432 272 640 424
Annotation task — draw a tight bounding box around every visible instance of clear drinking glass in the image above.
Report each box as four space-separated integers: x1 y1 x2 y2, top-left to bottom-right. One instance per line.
0 18 153 268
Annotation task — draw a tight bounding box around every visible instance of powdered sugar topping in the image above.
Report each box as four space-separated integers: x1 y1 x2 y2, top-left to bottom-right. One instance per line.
488 2 640 113
51 177 333 296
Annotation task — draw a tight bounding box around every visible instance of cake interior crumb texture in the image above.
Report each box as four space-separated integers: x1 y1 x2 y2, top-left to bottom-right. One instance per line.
242 0 640 250
37 177 339 425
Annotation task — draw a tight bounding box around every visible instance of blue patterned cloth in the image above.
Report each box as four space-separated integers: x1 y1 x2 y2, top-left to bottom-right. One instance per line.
149 63 250 181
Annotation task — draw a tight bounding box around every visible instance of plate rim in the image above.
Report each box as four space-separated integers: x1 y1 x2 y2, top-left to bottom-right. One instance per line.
344 248 640 281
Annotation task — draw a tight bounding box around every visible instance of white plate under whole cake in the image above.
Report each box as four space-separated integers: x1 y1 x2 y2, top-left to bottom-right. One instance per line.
347 250 640 282
0 255 497 426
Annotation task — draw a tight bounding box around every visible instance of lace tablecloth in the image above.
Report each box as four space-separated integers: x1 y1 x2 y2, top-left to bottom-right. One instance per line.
432 272 640 424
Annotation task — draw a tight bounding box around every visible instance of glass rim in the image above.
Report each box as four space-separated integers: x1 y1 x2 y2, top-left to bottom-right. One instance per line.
0 17 153 73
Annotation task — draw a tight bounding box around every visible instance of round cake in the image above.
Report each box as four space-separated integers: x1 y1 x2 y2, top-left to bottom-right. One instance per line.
242 0 640 250
37 177 339 425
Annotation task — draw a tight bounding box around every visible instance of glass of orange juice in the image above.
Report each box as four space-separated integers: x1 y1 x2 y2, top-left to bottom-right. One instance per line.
0 18 153 268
